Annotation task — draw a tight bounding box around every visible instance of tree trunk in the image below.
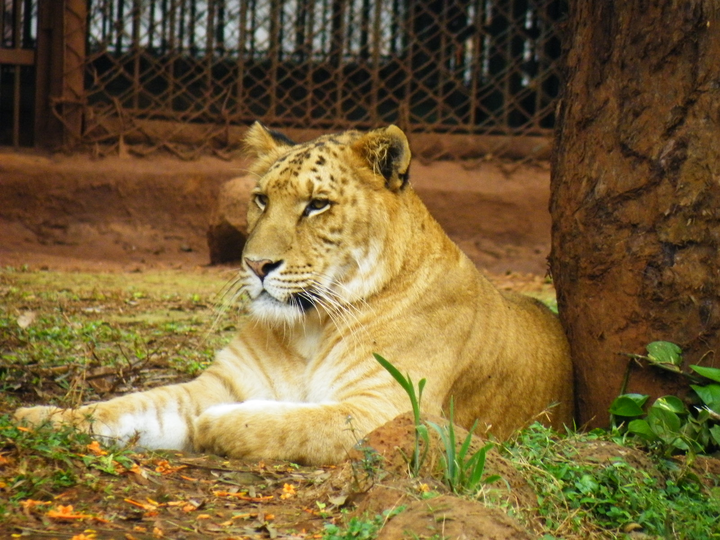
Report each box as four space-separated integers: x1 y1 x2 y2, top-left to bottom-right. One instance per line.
550 1 720 428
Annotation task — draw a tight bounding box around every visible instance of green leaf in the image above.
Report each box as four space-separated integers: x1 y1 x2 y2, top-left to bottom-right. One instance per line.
653 396 687 414
709 425 720 447
373 353 410 394
458 419 479 461
627 419 659 442
690 365 720 383
609 395 648 417
645 341 683 372
647 407 681 442
690 384 720 414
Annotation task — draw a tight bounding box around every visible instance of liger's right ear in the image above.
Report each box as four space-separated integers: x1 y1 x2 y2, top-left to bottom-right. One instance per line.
243 122 296 159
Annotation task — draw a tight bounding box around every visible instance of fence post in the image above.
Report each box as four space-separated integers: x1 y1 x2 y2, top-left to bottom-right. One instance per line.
63 0 87 147
34 0 62 147
35 0 86 148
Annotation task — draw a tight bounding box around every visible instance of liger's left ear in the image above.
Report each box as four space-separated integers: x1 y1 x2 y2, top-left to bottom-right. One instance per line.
352 125 411 191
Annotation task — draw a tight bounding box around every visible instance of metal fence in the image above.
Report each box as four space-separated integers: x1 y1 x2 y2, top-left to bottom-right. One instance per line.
1 0 567 159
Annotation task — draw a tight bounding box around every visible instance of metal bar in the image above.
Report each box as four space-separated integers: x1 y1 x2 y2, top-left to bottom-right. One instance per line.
331 0 346 122
370 0 381 125
12 0 22 146
469 0 484 131
64 0 88 145
269 0 281 118
303 0 315 123
13 65 21 146
206 0 216 103
132 0 141 110
0 48 35 64
236 0 248 117
402 0 415 130
168 0 177 112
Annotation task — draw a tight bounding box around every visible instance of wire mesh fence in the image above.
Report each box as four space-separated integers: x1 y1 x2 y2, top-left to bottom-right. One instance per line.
66 0 566 159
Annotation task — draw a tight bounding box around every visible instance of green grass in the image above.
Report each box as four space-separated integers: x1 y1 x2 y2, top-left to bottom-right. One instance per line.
0 414 137 513
0 267 235 410
502 423 720 539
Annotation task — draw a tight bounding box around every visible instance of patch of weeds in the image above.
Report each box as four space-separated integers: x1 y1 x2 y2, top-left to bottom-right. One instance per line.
323 507 405 540
611 341 720 456
504 422 720 539
0 414 137 510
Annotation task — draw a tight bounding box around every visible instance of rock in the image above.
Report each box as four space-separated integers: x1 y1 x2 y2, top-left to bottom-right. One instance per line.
207 176 254 264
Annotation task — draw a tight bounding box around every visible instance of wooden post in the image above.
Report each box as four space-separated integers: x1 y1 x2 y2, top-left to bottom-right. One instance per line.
35 0 86 148
63 0 88 146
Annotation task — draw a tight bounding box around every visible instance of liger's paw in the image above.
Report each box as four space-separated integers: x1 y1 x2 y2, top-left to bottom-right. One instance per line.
192 408 252 458
192 412 221 454
14 405 92 431
14 405 65 427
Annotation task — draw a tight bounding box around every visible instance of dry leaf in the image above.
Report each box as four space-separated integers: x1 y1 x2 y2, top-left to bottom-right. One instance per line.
86 441 107 456
47 505 94 520
16 310 36 329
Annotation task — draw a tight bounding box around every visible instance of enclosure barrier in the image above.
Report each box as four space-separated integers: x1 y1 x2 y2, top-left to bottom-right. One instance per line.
0 0 566 160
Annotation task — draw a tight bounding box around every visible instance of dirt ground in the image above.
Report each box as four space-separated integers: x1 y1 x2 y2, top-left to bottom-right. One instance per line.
0 149 553 277
0 150 557 539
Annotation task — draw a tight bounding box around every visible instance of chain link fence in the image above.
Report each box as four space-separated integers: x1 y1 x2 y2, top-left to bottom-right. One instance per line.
70 0 567 159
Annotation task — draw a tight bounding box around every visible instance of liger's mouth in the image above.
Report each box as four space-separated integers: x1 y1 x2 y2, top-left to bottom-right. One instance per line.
290 292 316 312
257 290 316 312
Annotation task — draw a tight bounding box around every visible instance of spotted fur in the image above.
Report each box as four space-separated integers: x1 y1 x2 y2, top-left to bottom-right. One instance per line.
14 123 574 465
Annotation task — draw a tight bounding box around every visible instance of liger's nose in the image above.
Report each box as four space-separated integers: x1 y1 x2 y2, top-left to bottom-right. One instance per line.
245 258 283 280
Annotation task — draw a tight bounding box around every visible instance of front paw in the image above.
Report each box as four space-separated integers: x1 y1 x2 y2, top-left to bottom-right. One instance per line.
14 405 66 427
14 405 92 431
192 409 249 458
192 412 223 455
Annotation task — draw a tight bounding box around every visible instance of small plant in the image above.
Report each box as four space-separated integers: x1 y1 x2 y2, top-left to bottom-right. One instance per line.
346 415 385 489
373 353 501 494
427 398 500 494
611 341 720 456
373 353 429 477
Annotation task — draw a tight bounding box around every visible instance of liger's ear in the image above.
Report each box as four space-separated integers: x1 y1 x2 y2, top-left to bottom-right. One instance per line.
243 121 296 159
352 125 411 191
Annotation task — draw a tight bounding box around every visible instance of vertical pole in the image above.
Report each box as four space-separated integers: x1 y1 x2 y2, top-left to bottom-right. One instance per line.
35 0 64 147
12 0 22 147
64 0 88 146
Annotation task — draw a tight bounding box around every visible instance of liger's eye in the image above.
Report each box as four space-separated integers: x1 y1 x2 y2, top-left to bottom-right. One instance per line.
254 194 268 210
305 199 331 215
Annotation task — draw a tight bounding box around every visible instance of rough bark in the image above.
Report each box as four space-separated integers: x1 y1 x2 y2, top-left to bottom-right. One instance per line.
550 1 720 428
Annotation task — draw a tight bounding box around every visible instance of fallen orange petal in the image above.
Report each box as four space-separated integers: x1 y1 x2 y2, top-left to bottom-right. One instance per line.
280 483 296 499
124 498 156 511
20 499 51 510
70 534 96 540
212 491 273 502
179 474 198 482
86 441 107 456
47 505 94 520
154 459 187 475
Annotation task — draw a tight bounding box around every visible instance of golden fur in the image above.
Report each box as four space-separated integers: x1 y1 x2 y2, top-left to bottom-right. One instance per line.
15 124 574 465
